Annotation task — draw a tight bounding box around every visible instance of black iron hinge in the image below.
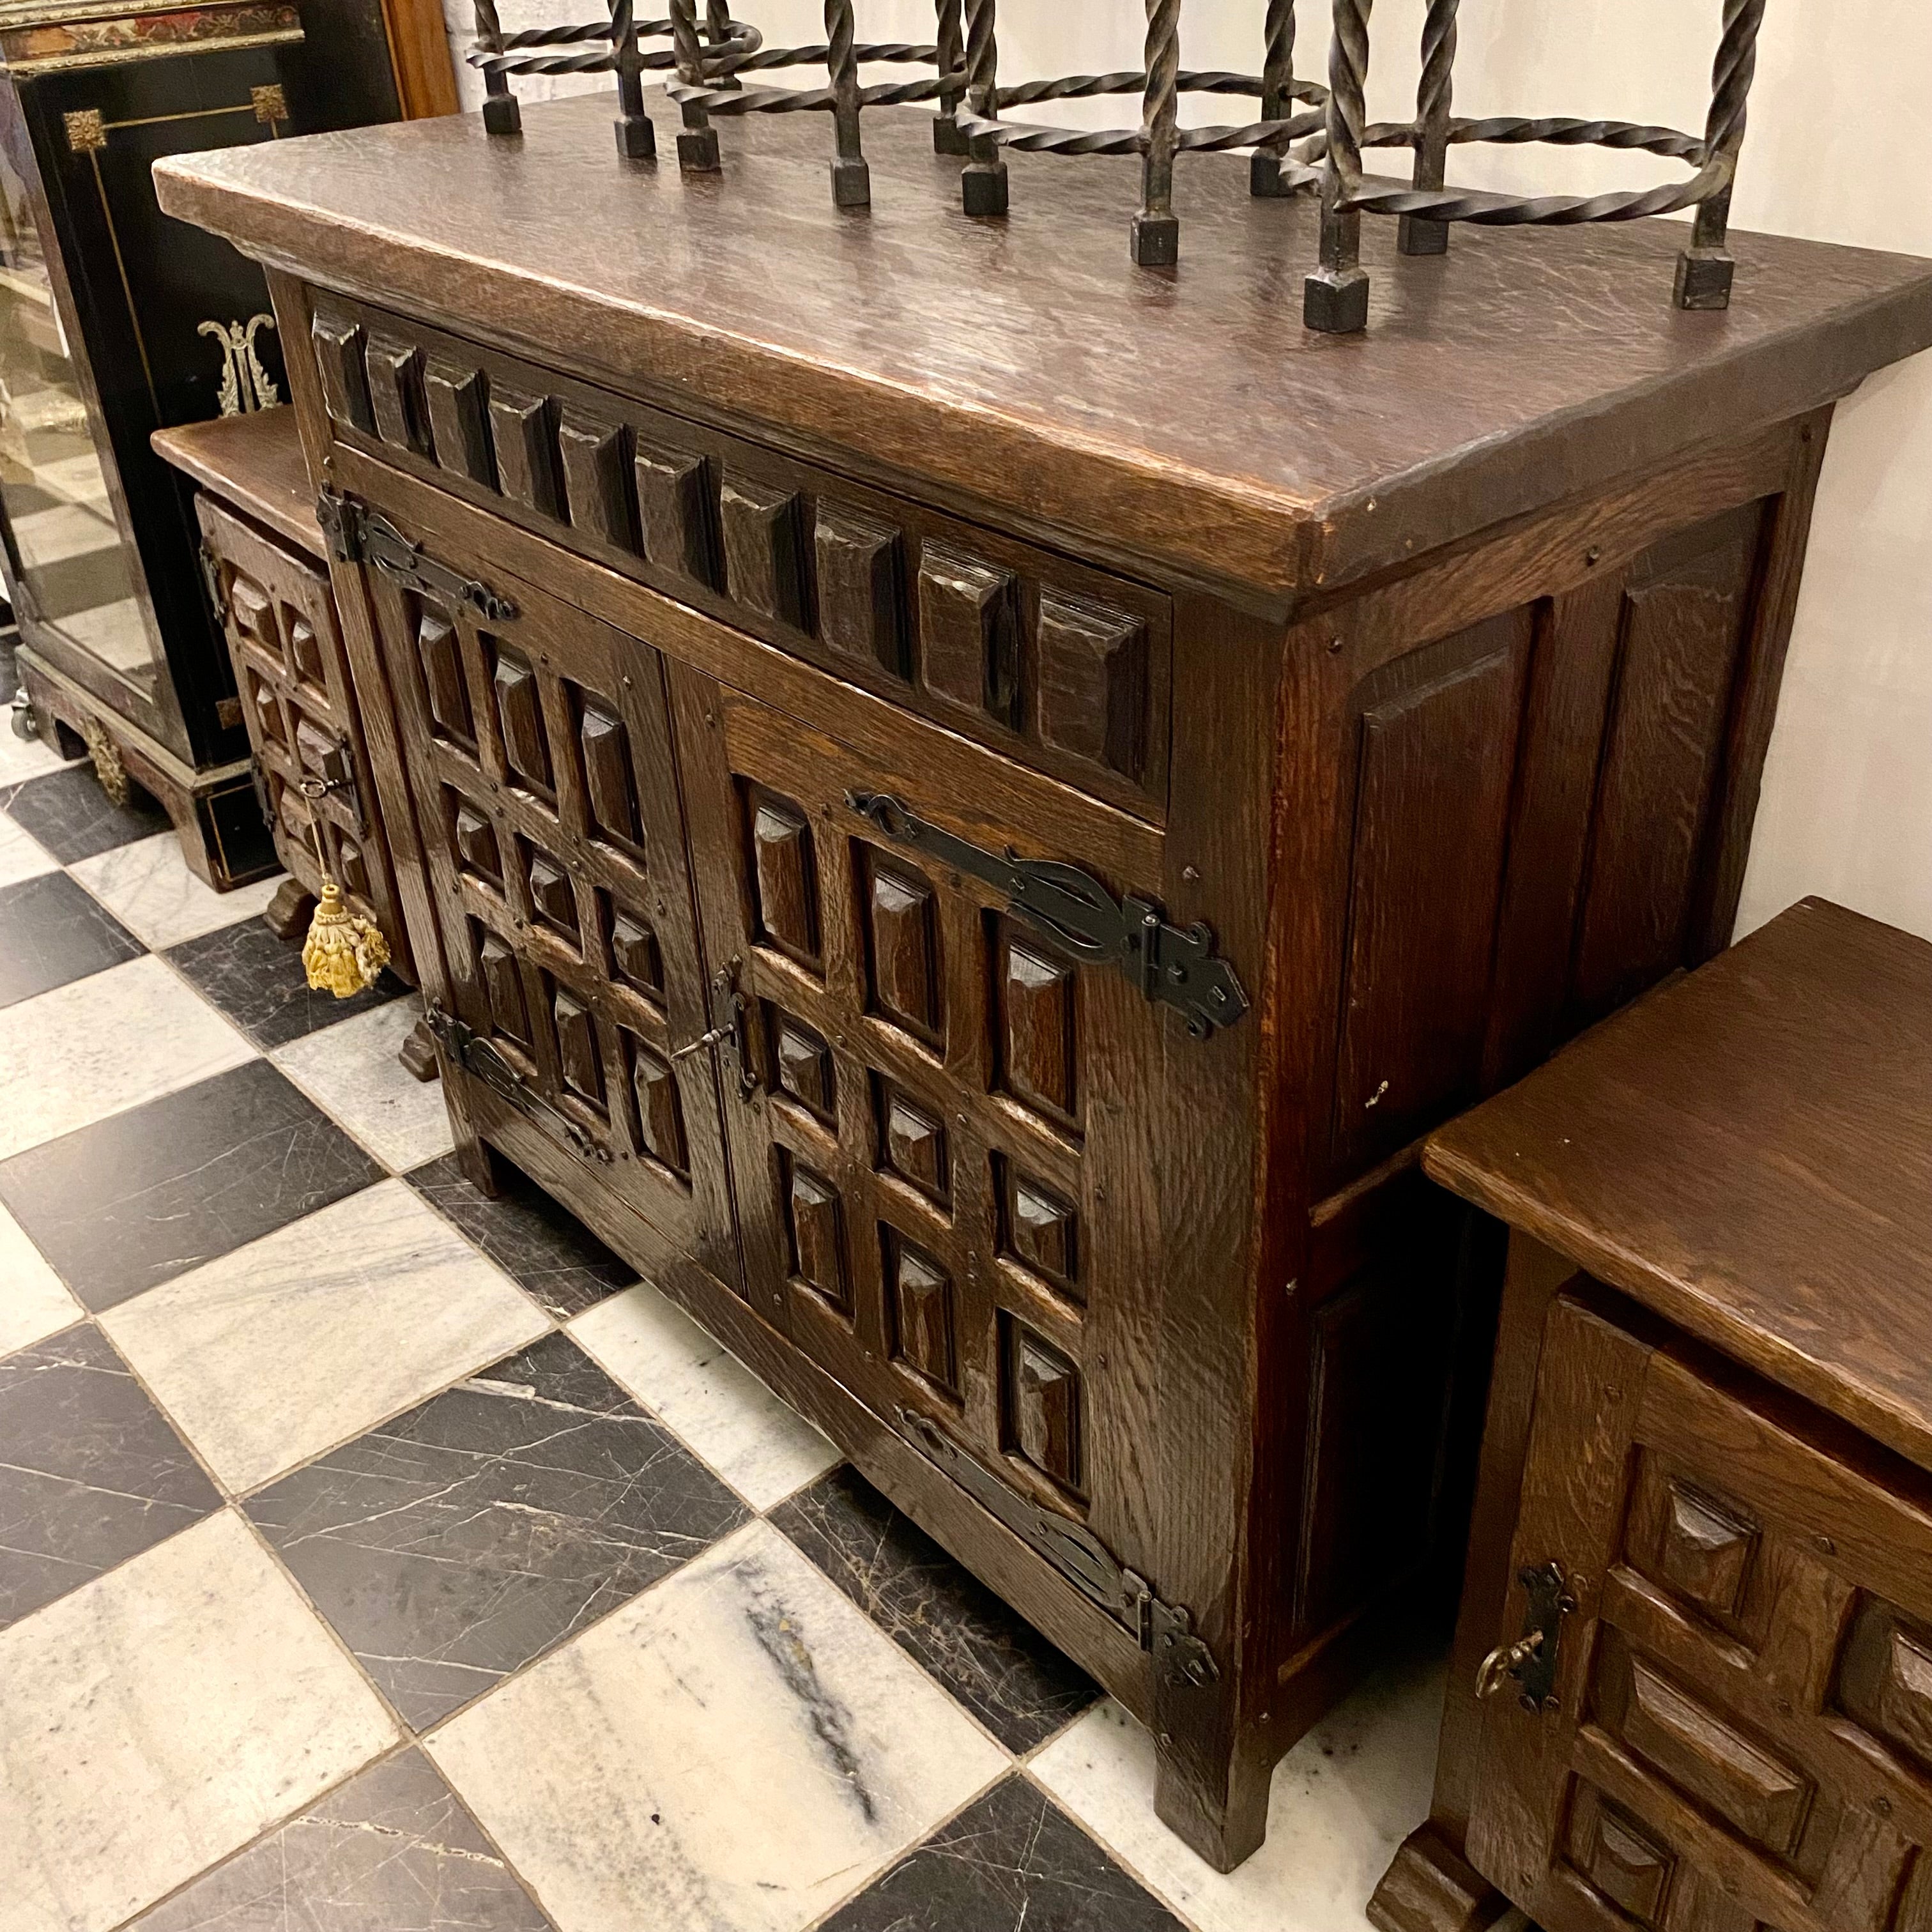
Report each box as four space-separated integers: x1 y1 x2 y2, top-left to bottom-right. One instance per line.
318 489 519 623
425 1004 613 1167
898 1408 1219 1690
197 541 228 624
848 792 1248 1038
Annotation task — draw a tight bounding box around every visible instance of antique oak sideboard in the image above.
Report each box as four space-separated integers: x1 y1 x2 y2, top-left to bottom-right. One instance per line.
1370 900 1932 1932
154 96 1932 1869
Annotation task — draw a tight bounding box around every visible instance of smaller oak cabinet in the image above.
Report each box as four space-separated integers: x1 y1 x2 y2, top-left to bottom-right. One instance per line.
157 98 1932 1869
1373 900 1932 1932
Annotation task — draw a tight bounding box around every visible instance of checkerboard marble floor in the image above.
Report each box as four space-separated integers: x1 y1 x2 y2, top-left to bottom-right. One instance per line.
0 740 1476 1932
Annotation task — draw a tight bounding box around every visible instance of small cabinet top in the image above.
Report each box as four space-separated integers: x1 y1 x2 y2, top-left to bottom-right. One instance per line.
1424 896 1932 1477
153 93 1932 602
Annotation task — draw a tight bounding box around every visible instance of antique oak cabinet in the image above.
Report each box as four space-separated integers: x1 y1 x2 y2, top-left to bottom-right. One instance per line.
155 96 1932 1869
1370 900 1932 1932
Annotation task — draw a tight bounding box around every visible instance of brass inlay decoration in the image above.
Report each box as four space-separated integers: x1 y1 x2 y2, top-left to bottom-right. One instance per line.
80 714 131 807
199 313 280 414
6 3 302 73
63 105 106 151
250 80 285 124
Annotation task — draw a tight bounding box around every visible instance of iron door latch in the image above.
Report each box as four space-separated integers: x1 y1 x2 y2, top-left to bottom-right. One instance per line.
425 1004 613 1167
318 489 519 623
897 1407 1219 1690
672 962 756 1102
1476 1560 1577 1713
847 791 1249 1038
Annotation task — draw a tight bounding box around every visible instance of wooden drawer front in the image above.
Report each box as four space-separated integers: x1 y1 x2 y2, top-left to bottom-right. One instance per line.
674 666 1167 1585
308 293 1172 819
196 494 407 967
352 508 740 1285
1469 1294 1932 1932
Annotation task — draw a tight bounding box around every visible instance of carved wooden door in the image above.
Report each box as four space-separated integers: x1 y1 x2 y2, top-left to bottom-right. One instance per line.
1468 1293 1932 1932
351 500 739 1284
669 661 1186 1601
198 495 410 969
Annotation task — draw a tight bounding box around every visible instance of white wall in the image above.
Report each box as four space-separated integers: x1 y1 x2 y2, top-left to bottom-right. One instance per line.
441 0 1932 942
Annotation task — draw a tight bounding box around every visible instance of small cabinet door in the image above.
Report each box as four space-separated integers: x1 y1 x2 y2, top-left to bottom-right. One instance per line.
198 494 408 969
355 509 739 1286
1467 1293 1932 1932
668 661 1173 1588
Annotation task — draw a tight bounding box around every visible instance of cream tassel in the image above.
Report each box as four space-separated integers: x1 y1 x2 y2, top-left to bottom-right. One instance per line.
302 877 390 997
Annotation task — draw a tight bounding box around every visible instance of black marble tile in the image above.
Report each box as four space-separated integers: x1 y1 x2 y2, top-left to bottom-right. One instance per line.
165 915 406 1051
0 870 144 1008
406 1152 638 1319
0 1059 383 1312
822 1775 1185 1932
0 1322 221 1627
0 762 171 863
127 1747 558 1930
771 1466 1098 1752
248 1329 747 1728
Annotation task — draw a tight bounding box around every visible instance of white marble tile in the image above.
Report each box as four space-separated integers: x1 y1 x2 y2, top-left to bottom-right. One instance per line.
571 1282 839 1509
0 954 256 1160
0 1199 82 1358
0 809 58 889
69 832 284 950
101 1179 549 1492
428 1517 1006 1932
271 995 452 1172
0 1508 399 1932
0 726 70 787
1030 1638 1446 1932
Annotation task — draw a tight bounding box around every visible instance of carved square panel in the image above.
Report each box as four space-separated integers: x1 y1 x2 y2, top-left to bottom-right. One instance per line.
719 474 806 628
487 385 564 519
551 983 605 1110
815 502 904 675
417 608 473 749
886 1230 957 1396
996 925 1076 1127
1004 1317 1083 1495
365 334 433 458
574 692 642 855
248 670 284 746
288 615 325 689
336 834 370 900
770 1009 835 1125
629 1035 687 1176
1564 1784 1675 1927
1655 1479 1758 1621
864 853 941 1043
747 791 820 969
634 442 716 588
310 310 372 434
1838 1597 1932 1777
1000 1162 1078 1295
1036 588 1148 784
524 841 579 946
917 542 1020 728
785 1158 847 1309
450 792 501 887
558 412 634 550
490 644 553 795
475 924 531 1048
425 358 493 486
877 1078 947 1205
293 715 348 790
604 896 664 999
229 574 276 654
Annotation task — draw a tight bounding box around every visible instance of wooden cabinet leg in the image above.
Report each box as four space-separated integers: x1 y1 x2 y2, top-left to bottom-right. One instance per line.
263 877 317 940
1152 1728 1272 1874
454 1130 507 1199
396 1015 440 1083
1368 1824 1512 1932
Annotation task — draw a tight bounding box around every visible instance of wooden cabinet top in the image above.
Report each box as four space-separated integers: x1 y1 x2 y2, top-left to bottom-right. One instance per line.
155 93 1932 602
1426 897 1932 1475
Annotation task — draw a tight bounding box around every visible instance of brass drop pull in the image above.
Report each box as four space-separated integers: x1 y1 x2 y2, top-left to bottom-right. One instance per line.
1476 1630 1544 1699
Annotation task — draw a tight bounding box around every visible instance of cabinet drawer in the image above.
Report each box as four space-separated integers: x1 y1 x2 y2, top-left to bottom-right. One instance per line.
1468 1292 1932 1932
307 291 1172 820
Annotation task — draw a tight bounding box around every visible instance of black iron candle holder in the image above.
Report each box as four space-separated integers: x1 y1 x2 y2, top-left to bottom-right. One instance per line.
1303 0 1766 332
